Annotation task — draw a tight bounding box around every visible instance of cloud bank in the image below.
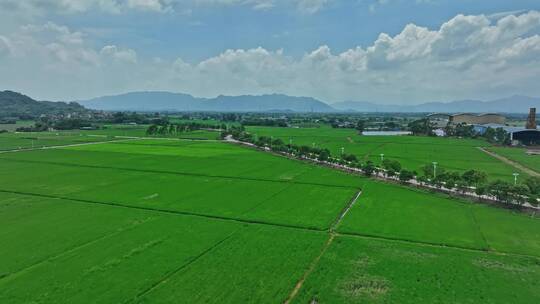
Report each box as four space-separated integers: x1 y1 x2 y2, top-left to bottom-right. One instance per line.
1 10 539 103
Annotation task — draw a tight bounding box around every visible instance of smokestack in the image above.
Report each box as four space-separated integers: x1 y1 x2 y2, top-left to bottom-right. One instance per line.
526 108 537 129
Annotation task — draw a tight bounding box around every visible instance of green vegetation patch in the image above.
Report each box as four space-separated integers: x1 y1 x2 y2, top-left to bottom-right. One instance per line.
292 236 540 304
246 125 523 181
488 146 540 173
337 181 540 256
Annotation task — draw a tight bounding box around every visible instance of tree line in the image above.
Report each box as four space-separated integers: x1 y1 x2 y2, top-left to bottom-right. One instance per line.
223 126 539 208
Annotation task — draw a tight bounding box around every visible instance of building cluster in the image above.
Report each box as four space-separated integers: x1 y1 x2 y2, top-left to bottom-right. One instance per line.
427 108 539 145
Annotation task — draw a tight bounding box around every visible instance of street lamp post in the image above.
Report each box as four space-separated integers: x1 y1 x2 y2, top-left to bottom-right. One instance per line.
341 147 345 155
513 172 519 185
432 162 438 178
380 153 384 162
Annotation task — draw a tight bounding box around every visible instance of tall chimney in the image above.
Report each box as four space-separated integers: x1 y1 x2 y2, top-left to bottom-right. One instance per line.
526 108 537 129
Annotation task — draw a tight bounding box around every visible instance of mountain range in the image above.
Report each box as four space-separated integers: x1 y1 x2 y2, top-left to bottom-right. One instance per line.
0 90 86 118
80 91 538 114
332 95 539 113
81 92 334 112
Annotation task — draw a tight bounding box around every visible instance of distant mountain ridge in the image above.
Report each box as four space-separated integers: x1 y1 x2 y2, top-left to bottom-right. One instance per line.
0 90 86 117
81 91 538 113
332 95 539 113
81 92 334 112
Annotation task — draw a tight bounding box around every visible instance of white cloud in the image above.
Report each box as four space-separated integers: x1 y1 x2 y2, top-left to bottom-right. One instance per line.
1 11 540 103
0 0 331 15
100 45 138 63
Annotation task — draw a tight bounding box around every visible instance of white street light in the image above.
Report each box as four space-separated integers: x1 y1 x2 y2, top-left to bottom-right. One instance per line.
513 172 519 185
341 147 345 155
432 162 438 178
380 153 384 162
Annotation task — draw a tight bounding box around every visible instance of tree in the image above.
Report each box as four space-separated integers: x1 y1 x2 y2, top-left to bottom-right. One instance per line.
399 169 414 183
356 120 366 132
525 177 540 195
462 170 487 188
363 161 375 177
382 159 401 173
408 118 435 136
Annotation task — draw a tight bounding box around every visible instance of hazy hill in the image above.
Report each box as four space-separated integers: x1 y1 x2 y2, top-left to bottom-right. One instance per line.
0 90 86 117
81 92 335 112
332 95 539 113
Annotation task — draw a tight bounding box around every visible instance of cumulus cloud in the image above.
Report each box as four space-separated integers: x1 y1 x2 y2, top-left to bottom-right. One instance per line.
1 11 540 103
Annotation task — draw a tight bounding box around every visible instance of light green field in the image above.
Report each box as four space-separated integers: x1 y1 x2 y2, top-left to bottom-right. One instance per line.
337 181 540 256
1 138 540 303
0 131 114 151
488 146 540 173
0 192 327 303
293 236 540 304
246 125 524 181
82 124 220 140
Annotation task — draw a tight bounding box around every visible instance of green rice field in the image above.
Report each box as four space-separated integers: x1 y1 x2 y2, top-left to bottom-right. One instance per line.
487 146 540 173
246 125 527 181
1 136 539 303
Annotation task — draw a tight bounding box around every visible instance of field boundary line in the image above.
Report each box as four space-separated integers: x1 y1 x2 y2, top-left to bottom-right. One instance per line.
477 147 539 177
0 189 327 233
0 157 358 190
467 205 492 251
0 216 158 282
284 234 336 304
336 230 540 260
240 183 297 215
125 230 238 303
0 137 141 154
329 190 362 231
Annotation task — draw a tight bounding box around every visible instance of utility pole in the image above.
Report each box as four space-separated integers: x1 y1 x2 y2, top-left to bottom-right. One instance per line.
513 172 519 185
380 153 384 162
432 162 438 178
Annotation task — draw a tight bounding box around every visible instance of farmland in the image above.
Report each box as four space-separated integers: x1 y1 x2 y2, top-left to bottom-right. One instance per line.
246 125 528 181
1 136 539 303
487 146 540 173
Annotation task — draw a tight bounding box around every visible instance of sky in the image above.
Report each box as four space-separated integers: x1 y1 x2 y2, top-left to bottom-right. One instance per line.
0 0 540 105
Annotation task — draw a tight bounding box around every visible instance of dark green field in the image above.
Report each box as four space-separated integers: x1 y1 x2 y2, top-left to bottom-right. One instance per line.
1 137 539 303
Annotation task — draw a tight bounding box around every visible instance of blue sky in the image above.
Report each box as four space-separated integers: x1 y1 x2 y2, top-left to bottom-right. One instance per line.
1 0 540 104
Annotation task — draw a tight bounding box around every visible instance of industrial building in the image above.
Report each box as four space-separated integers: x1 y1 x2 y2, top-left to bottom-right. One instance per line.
427 108 539 145
449 113 506 125
472 108 539 145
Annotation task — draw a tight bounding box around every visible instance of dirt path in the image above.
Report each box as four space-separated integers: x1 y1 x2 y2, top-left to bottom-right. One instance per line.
284 191 363 303
284 234 335 304
477 147 539 177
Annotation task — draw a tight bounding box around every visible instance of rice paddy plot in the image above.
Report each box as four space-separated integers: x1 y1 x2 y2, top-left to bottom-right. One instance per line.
136 225 328 304
246 126 523 181
0 139 363 188
487 146 540 173
0 193 242 303
337 181 540 256
292 235 540 304
0 140 359 230
337 181 488 250
0 131 113 151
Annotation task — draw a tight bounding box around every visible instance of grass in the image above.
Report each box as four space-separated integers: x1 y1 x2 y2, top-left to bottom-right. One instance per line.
0 131 114 151
487 146 540 173
2 135 540 303
292 235 540 304
0 192 328 304
0 140 360 230
337 180 540 256
246 125 524 181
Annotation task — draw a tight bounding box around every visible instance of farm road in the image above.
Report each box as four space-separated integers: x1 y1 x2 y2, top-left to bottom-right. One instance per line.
478 147 539 177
